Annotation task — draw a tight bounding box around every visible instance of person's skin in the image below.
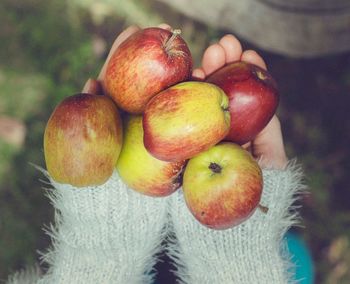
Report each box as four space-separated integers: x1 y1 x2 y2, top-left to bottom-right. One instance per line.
83 23 288 170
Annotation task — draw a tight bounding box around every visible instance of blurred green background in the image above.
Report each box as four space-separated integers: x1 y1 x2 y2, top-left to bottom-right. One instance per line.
0 0 349 283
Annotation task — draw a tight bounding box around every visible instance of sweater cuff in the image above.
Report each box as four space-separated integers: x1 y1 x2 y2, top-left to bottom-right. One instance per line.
168 161 305 284
39 170 169 284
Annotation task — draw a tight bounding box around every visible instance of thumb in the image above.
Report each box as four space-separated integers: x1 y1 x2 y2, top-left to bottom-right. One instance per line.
98 25 141 80
82 78 104 95
251 115 288 169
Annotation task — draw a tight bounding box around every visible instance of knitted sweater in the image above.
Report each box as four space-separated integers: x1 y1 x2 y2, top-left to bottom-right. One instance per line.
7 161 304 284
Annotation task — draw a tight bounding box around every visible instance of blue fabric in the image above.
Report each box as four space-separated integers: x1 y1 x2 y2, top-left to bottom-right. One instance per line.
285 231 315 284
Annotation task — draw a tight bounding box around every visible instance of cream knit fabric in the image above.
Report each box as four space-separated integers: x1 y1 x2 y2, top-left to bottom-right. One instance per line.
167 162 304 283
32 171 168 284
7 162 304 284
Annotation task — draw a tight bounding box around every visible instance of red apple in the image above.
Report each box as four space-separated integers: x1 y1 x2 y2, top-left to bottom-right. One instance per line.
44 93 123 187
206 61 279 145
104 27 193 114
183 142 263 230
143 81 230 162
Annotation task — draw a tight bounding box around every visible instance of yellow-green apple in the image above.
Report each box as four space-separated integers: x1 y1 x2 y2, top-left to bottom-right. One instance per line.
44 93 123 187
183 142 263 230
116 115 185 197
206 61 279 145
143 81 231 162
104 27 193 114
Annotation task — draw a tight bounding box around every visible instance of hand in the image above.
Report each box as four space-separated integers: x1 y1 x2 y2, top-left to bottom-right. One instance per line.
37 25 174 284
167 30 302 284
192 36 288 169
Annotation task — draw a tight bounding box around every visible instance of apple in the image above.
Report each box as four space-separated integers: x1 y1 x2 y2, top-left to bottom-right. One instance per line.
44 93 123 187
143 81 231 162
206 61 279 145
116 115 185 197
182 142 263 230
104 27 193 114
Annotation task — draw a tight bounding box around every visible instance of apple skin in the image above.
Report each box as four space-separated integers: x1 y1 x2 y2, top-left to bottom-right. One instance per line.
206 61 279 145
116 115 185 197
104 27 193 114
183 142 263 230
143 81 231 162
44 93 123 187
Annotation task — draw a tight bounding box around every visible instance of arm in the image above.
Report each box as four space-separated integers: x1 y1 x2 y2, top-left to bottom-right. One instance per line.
7 25 170 284
168 34 304 284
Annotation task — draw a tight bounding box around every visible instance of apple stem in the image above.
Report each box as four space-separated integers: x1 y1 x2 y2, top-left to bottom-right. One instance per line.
255 69 267 81
258 204 269 214
164 29 181 53
209 162 222 174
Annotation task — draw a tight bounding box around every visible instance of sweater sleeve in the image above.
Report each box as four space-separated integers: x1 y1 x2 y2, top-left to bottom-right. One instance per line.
167 161 305 284
7 170 169 284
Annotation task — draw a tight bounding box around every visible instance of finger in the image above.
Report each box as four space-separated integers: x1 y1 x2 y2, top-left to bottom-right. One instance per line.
251 115 288 169
158 23 172 30
82 78 104 95
192 68 206 80
98 25 140 80
242 141 251 151
242 141 253 155
241 50 267 70
201 43 226 76
218 34 243 63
